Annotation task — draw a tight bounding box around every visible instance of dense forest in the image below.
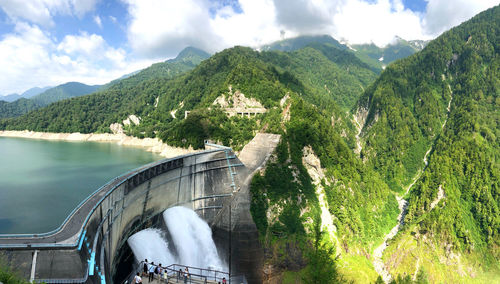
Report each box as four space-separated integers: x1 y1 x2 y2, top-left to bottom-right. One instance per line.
0 5 498 284
356 5 499 283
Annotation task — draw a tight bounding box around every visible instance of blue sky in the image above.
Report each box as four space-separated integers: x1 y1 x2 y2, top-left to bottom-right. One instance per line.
0 0 497 95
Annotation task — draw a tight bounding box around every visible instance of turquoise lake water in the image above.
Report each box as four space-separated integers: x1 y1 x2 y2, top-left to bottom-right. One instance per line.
0 137 162 234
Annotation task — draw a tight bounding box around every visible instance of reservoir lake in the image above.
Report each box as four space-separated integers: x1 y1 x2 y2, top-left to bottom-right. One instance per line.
0 137 162 234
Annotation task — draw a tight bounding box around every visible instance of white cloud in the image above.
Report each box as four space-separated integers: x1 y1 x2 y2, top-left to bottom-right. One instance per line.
121 0 499 58
122 0 282 58
272 0 340 34
211 0 282 48
423 0 499 36
94 15 102 28
0 0 54 27
122 0 221 59
0 23 153 94
58 32 106 55
332 0 427 46
0 0 99 27
121 0 424 57
70 0 99 18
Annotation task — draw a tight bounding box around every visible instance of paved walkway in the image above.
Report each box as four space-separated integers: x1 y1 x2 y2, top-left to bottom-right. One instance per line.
141 276 220 284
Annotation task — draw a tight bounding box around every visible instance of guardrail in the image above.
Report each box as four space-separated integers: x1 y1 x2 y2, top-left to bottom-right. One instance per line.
122 261 230 284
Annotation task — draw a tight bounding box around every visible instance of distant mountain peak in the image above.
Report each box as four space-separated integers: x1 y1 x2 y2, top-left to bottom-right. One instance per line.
172 47 210 63
261 34 347 52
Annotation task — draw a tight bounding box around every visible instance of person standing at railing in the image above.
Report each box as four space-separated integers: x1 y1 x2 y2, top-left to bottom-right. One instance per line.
134 272 143 284
143 259 149 277
148 262 156 282
161 264 168 282
183 267 189 284
178 268 182 282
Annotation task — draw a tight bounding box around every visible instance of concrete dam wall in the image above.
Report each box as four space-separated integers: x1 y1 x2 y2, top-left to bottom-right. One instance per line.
0 134 280 284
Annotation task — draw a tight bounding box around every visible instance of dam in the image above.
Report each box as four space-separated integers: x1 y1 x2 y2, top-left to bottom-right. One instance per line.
0 133 280 283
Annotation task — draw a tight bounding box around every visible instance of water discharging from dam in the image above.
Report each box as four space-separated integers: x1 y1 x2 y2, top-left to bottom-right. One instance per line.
127 206 226 271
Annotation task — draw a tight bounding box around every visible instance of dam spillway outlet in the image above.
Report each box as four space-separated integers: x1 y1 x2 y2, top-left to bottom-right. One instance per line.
127 206 227 274
127 228 176 268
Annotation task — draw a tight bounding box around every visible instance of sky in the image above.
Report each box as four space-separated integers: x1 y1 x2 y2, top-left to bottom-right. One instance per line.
0 0 498 95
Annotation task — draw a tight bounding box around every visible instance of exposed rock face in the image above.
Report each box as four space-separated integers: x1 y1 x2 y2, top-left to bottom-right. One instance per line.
279 93 289 107
353 105 369 155
302 146 340 253
109 123 124 134
123 114 141 126
213 86 267 117
430 185 446 210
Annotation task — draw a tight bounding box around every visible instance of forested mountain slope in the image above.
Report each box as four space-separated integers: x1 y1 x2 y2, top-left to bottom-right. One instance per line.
261 34 347 52
355 5 499 282
352 37 427 71
261 43 377 109
0 86 51 102
0 47 210 132
102 47 210 90
264 35 426 73
0 82 99 118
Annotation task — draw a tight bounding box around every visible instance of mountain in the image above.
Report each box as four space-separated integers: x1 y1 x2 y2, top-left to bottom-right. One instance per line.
0 94 20 102
263 35 426 73
0 82 100 119
355 5 499 282
0 47 210 119
101 70 142 88
261 42 377 109
21 86 52 99
31 82 100 105
352 37 428 71
102 46 210 90
0 86 51 102
261 34 347 52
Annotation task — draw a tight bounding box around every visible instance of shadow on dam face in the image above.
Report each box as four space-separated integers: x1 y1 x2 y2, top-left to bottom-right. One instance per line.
113 212 167 283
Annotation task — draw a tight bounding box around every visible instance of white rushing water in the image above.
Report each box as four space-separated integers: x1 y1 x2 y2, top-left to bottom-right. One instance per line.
127 206 226 272
163 206 225 271
127 228 176 266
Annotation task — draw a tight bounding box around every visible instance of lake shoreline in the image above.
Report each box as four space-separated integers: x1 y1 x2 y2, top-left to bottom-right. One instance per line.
0 130 195 158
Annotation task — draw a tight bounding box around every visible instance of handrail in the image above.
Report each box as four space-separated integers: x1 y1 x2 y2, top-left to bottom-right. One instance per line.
205 142 232 150
0 148 225 245
122 261 230 284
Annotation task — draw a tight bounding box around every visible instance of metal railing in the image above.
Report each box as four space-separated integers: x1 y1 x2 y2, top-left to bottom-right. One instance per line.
122 261 230 284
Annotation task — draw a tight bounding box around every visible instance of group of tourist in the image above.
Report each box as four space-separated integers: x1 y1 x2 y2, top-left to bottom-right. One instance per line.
133 259 191 283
